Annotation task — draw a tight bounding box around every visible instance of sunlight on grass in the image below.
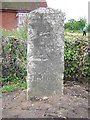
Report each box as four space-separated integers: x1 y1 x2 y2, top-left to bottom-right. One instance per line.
1 28 89 93
0 28 27 40
2 81 27 93
64 31 88 41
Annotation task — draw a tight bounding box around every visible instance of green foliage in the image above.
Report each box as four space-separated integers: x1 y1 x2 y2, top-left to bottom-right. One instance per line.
1 28 89 92
87 24 90 32
64 38 89 82
64 18 86 31
2 36 27 86
2 81 27 92
1 27 27 40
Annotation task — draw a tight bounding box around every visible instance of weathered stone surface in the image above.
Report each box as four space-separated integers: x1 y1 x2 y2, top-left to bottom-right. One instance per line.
27 7 65 98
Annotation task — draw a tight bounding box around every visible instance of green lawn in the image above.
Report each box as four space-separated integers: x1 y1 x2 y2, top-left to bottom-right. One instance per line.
2 81 27 93
64 31 88 41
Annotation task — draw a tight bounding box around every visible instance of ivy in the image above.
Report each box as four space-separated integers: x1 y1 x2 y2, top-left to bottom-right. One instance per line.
64 39 89 82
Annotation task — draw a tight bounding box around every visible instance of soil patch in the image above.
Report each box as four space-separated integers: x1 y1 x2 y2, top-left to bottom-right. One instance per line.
2 81 89 118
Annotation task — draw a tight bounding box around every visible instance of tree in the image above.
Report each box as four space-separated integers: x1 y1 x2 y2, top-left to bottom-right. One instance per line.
78 18 86 30
64 18 86 31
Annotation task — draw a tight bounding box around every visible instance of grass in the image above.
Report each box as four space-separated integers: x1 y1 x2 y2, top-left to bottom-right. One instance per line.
0 28 27 40
1 28 89 93
2 81 27 93
1 27 27 92
64 31 88 41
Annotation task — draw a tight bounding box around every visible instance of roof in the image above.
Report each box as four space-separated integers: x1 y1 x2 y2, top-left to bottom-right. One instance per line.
0 0 47 12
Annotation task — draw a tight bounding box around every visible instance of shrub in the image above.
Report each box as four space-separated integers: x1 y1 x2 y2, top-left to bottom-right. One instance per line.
64 38 89 82
1 36 27 85
1 29 89 87
64 18 86 31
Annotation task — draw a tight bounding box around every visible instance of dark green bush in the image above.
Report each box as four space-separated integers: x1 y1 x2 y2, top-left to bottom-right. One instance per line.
1 36 27 85
87 24 90 32
64 39 89 82
64 18 86 31
1 35 89 86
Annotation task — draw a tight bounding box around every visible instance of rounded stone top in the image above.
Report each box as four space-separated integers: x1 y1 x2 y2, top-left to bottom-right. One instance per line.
28 7 65 19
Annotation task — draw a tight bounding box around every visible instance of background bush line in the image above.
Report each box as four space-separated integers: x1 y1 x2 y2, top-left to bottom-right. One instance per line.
1 28 89 92
64 18 90 32
64 38 89 82
1 34 27 88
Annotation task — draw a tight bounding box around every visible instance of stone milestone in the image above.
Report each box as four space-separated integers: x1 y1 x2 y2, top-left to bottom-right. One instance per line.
27 7 65 98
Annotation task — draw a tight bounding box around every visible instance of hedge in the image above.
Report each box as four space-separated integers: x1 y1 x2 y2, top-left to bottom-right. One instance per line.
1 36 89 86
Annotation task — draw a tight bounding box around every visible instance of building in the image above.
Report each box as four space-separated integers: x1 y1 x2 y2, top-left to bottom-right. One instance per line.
0 0 47 30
